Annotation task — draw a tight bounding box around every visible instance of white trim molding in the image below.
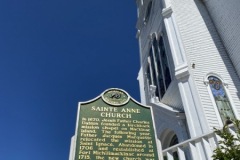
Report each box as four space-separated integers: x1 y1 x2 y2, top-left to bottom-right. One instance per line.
203 73 239 127
162 7 173 18
175 63 189 80
203 72 229 87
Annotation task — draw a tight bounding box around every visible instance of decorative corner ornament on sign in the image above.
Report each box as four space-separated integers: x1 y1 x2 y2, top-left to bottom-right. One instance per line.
102 88 130 106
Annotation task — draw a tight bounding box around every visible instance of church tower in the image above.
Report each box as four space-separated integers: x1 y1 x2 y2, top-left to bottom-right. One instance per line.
136 0 240 159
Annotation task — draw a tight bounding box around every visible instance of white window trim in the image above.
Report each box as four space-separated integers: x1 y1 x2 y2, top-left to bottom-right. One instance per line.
203 73 239 127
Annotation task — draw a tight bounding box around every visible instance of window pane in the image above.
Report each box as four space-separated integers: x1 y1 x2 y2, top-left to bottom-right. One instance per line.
146 64 152 85
208 76 235 124
153 38 164 99
159 37 171 90
149 47 160 98
149 47 157 86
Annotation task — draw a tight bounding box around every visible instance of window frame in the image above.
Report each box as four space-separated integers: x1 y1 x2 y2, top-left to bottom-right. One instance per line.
204 73 237 127
145 33 172 101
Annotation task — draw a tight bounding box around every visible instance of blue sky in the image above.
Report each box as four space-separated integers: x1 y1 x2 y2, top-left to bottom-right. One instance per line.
0 0 139 159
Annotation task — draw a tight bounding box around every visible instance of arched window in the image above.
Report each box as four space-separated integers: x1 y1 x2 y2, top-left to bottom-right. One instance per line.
145 34 172 102
208 76 235 124
162 132 179 160
169 134 179 146
170 135 179 160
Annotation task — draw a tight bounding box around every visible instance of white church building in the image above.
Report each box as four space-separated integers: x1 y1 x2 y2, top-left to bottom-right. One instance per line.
136 0 240 159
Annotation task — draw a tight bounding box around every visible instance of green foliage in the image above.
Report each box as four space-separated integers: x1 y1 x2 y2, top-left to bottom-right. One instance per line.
212 120 240 160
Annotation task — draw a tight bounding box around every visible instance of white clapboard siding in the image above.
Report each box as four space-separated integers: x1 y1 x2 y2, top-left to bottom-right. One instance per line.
204 0 240 79
171 0 240 129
